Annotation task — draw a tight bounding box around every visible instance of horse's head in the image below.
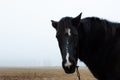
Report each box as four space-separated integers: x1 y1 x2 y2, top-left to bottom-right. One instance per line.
51 13 82 74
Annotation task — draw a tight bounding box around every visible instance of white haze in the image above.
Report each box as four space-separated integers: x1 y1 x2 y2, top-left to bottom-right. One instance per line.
0 0 120 67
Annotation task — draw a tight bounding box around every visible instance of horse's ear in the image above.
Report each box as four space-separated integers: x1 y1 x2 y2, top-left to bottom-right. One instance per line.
51 20 58 29
72 12 82 26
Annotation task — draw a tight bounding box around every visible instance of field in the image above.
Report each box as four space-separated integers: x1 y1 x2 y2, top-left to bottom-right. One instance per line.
0 67 96 80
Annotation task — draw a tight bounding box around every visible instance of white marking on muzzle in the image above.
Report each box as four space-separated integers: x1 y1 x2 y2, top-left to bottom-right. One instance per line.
65 52 72 68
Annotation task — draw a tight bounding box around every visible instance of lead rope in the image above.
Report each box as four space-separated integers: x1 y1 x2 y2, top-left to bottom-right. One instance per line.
76 66 80 80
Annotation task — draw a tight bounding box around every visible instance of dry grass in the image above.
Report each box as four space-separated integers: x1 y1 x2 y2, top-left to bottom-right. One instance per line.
0 67 96 80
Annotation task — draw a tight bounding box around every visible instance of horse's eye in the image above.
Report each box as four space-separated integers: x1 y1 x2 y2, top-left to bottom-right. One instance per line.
56 33 60 38
56 34 61 39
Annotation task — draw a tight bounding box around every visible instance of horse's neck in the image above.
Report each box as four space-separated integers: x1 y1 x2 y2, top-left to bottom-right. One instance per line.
78 19 116 60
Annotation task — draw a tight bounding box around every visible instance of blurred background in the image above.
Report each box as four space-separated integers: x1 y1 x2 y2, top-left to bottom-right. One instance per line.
0 0 120 67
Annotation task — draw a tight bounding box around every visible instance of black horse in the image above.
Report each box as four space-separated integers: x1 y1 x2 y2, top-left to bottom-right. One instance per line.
51 13 120 80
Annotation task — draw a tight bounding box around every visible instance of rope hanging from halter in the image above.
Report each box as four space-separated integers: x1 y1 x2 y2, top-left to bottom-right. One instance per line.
76 66 80 80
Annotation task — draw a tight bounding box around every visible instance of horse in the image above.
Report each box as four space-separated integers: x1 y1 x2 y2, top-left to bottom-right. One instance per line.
51 13 120 80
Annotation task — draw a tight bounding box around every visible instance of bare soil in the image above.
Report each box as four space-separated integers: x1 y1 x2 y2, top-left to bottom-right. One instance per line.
0 67 96 80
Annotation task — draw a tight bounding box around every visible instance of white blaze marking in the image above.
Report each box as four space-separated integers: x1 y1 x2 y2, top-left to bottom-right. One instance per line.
65 28 71 36
65 53 72 68
64 29 72 68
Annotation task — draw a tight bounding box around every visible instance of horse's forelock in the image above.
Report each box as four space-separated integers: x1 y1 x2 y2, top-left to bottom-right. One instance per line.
57 17 73 34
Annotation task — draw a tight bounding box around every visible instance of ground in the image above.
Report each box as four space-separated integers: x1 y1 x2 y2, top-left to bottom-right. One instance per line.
0 67 96 80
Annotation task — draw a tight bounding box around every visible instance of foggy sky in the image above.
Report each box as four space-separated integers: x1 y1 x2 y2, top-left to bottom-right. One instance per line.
0 0 120 67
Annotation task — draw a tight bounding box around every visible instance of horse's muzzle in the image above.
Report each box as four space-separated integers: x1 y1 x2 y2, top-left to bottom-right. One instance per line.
62 61 76 74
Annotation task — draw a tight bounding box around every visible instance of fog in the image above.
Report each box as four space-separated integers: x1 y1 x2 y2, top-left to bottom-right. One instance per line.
0 0 120 67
